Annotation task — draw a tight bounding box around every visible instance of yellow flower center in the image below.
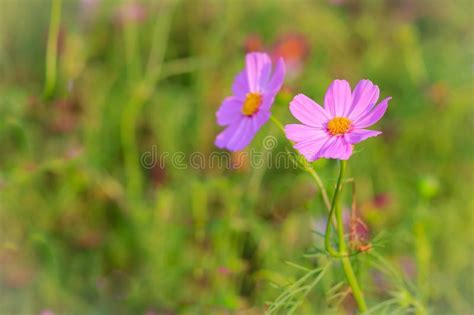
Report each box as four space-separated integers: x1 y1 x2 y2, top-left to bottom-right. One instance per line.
327 117 352 135
242 93 262 116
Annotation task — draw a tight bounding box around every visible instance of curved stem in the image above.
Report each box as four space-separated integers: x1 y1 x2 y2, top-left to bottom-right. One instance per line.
304 165 331 211
324 160 346 256
270 114 332 215
325 160 368 312
270 114 285 133
269 115 368 312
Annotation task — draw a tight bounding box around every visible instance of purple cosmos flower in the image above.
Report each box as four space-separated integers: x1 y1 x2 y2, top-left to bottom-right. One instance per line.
285 79 391 161
215 52 286 151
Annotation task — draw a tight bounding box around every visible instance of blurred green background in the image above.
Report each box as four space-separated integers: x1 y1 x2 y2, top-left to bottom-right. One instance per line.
0 0 472 314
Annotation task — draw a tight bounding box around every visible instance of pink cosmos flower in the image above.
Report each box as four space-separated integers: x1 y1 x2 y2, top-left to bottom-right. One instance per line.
285 80 391 161
215 52 286 151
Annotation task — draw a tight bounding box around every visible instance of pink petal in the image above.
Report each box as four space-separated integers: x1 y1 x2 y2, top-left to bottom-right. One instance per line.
293 136 330 162
246 52 271 93
289 94 330 128
215 121 240 149
324 80 352 117
259 61 272 89
259 93 275 111
317 136 353 160
345 129 382 144
232 70 250 100
225 118 256 151
252 109 271 130
347 79 380 120
353 97 391 128
265 57 286 94
216 96 243 126
284 124 327 142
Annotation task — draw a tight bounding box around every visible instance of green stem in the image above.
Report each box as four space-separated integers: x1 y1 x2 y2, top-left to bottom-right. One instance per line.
324 160 346 256
270 114 285 133
43 0 62 99
304 166 331 211
341 256 367 312
269 115 367 312
270 114 333 223
325 160 368 312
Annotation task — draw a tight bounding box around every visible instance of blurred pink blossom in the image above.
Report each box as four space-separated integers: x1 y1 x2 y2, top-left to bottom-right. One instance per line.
115 3 148 25
372 192 392 209
243 34 264 53
217 266 231 275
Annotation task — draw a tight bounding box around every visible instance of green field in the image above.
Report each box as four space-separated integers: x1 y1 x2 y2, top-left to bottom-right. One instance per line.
0 0 472 314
